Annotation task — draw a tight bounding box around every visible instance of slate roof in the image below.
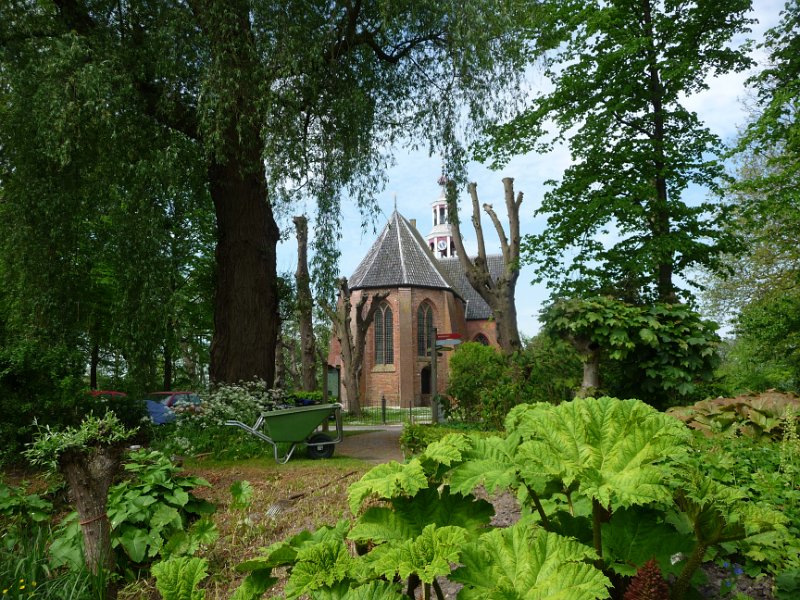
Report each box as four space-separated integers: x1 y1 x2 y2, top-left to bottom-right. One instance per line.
349 210 504 321
438 255 504 320
349 211 460 293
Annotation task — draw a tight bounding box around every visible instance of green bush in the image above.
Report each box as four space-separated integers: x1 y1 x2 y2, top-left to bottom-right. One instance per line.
443 342 511 428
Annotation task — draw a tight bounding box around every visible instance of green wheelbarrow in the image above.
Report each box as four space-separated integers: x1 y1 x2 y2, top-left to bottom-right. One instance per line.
226 403 344 464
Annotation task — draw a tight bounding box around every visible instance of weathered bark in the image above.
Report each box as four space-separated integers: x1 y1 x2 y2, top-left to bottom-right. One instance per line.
322 278 388 416
208 163 280 385
294 216 317 392
59 445 125 598
573 337 600 398
447 177 522 355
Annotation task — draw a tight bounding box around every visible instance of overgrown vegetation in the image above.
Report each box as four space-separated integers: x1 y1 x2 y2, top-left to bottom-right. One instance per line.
227 397 797 599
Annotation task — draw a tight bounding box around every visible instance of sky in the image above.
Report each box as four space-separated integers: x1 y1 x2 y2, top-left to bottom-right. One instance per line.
277 0 787 338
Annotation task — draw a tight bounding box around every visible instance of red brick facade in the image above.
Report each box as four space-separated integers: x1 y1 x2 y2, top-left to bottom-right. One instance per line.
327 286 498 409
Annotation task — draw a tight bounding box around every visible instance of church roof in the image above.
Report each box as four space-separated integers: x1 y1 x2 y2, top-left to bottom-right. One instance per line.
349 210 505 322
438 255 504 320
349 211 461 294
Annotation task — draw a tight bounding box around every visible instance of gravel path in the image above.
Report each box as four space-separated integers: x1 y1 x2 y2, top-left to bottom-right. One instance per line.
335 427 405 463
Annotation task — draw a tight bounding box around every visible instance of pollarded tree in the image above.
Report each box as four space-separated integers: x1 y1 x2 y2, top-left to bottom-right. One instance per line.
447 177 523 355
0 0 534 388
482 0 754 303
322 278 388 417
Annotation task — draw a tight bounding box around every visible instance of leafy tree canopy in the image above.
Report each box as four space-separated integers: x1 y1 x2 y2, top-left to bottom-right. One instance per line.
479 0 754 303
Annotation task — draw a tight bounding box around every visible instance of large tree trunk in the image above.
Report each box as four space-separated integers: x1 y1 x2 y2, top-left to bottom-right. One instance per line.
294 216 317 392
207 162 280 385
59 445 125 598
447 177 522 355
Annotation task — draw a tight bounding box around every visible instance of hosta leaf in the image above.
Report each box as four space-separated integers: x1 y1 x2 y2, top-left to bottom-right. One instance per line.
451 522 610 600
284 540 354 600
152 556 208 600
118 523 157 563
150 503 182 530
348 487 493 544
361 524 466 584
347 459 428 514
165 488 190 507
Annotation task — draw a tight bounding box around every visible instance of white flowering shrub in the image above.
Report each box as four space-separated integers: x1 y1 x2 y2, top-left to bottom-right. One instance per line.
155 380 287 459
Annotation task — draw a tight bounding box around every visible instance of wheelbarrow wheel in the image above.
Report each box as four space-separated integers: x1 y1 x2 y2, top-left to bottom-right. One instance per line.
306 433 335 459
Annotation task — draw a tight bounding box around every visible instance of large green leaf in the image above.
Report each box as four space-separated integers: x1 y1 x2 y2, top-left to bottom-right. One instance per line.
313 580 405 599
451 521 610 599
152 556 208 600
361 524 466 584
117 523 158 563
229 568 277 600
284 539 354 600
347 459 428 514
348 486 493 544
448 435 523 496
514 397 688 509
601 507 693 577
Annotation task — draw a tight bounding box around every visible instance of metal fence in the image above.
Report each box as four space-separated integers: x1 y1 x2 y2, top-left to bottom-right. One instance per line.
341 401 432 426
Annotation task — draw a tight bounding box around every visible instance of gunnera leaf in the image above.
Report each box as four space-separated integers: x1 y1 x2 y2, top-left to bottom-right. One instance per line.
451 521 611 600
448 435 524 496
347 459 428 515
514 397 689 509
312 580 406 599
151 556 208 600
348 486 493 545
283 539 354 600
360 523 467 584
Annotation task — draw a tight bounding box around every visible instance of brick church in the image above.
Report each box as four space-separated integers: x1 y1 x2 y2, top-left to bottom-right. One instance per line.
327 191 502 409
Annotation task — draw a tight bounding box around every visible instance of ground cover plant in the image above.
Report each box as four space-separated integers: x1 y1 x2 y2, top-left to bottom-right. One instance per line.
229 397 795 599
4 396 798 599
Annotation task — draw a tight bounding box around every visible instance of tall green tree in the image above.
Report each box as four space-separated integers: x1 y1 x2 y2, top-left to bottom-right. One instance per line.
703 1 800 392
482 0 753 303
1 0 532 388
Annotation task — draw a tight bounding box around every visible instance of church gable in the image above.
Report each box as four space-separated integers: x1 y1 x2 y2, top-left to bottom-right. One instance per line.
349 211 460 293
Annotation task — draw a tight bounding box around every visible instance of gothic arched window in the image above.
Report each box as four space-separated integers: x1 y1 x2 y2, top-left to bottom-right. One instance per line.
417 302 434 357
374 302 394 365
473 333 490 346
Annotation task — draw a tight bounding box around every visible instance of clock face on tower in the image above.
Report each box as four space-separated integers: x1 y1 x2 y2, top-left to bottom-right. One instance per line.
437 240 448 251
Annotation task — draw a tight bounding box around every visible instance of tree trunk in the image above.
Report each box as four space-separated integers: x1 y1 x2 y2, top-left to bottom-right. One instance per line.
294 216 317 392
59 445 125 599
163 344 173 391
322 279 387 417
446 178 522 355
208 161 280 385
574 338 600 398
90 342 99 389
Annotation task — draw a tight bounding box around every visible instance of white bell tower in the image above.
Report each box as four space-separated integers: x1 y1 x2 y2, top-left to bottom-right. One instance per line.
426 176 456 258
